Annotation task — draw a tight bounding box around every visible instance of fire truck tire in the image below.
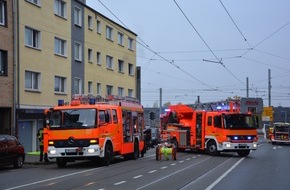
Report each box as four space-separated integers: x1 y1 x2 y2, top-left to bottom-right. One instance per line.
56 158 67 168
133 141 140 160
102 143 113 166
207 140 218 156
237 150 250 157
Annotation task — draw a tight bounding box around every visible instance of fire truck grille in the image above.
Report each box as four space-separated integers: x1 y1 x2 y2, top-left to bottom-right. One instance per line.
53 139 91 148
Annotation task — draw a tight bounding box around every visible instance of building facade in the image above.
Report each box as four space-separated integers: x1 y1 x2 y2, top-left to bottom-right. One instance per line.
0 0 14 135
2 0 139 152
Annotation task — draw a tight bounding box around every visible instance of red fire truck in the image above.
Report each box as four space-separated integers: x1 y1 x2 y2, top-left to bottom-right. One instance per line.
43 95 146 167
161 97 263 157
268 122 290 144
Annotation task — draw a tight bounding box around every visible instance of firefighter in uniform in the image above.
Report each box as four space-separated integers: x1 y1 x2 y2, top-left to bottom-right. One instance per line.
37 127 49 163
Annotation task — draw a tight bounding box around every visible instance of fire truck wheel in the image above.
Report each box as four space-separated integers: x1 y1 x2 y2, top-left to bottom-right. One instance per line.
237 150 250 157
133 141 140 160
207 140 218 156
56 158 67 168
102 143 113 166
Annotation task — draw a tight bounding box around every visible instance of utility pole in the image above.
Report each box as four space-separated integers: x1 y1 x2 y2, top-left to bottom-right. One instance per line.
268 69 271 106
159 88 162 129
246 77 249 97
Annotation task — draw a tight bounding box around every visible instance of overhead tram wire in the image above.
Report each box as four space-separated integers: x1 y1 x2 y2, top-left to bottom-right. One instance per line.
98 0 218 91
219 0 252 48
173 0 246 86
240 22 290 57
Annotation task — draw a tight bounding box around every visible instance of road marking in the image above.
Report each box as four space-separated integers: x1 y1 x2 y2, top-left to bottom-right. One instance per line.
114 181 126 185
205 157 245 190
179 160 184 163
148 170 157 173
161 166 168 169
133 175 143 179
171 163 176 166
3 168 101 190
136 157 211 190
186 158 191 161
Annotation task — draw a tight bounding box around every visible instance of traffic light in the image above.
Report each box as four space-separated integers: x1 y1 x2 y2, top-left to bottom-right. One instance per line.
149 112 155 120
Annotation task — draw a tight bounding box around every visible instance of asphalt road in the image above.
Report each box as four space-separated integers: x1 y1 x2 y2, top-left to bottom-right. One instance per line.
1 139 290 190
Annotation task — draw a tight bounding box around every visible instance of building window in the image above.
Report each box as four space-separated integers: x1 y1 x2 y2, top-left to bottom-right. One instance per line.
74 77 82 94
74 42 82 61
118 32 124 46
88 81 92 94
26 0 41 6
128 63 134 75
74 6 82 26
96 20 101 34
96 52 101 65
88 48 93 62
88 15 93 29
118 59 124 73
54 76 66 93
0 1 6 26
106 55 113 70
106 26 113 41
54 0 66 18
97 83 101 95
128 89 133 97
128 37 133 50
25 27 41 49
106 85 113 95
0 50 7 75
25 71 40 90
54 37 66 56
118 87 124 97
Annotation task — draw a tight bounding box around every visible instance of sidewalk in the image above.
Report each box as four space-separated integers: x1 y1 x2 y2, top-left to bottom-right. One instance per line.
25 152 55 165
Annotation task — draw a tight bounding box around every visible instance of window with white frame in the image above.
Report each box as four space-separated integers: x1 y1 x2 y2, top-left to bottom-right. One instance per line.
118 87 124 97
97 83 101 95
54 76 66 93
88 48 93 62
118 59 124 73
128 89 133 97
0 50 7 75
54 37 66 56
106 85 113 95
128 63 134 75
128 37 133 50
0 1 5 26
26 0 41 6
88 15 93 29
106 55 113 69
74 6 82 26
74 42 82 61
106 26 113 41
96 52 101 65
118 32 124 46
54 0 66 18
25 70 41 90
96 20 101 34
74 77 82 94
88 81 93 94
25 27 41 49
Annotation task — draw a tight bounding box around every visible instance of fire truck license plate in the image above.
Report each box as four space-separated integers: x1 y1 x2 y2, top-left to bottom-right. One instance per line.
65 149 76 153
238 144 247 148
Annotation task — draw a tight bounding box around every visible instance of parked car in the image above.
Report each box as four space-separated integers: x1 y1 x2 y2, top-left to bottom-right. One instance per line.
0 134 25 168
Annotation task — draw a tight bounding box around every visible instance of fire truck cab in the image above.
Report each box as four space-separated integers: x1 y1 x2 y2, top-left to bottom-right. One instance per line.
44 95 145 167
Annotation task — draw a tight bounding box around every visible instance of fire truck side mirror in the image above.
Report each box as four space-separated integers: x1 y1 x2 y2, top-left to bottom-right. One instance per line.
256 116 259 129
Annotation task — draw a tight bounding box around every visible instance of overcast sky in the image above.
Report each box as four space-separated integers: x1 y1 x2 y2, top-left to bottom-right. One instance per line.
86 0 290 108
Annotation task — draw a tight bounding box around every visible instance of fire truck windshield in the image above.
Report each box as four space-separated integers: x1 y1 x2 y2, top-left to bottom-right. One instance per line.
224 114 256 129
48 109 96 129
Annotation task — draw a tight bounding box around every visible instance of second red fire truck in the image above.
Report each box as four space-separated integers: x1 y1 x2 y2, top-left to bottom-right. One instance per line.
161 97 263 157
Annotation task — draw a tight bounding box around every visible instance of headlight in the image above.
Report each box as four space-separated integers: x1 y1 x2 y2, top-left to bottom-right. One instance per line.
88 148 95 153
49 150 56 154
226 143 231 148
